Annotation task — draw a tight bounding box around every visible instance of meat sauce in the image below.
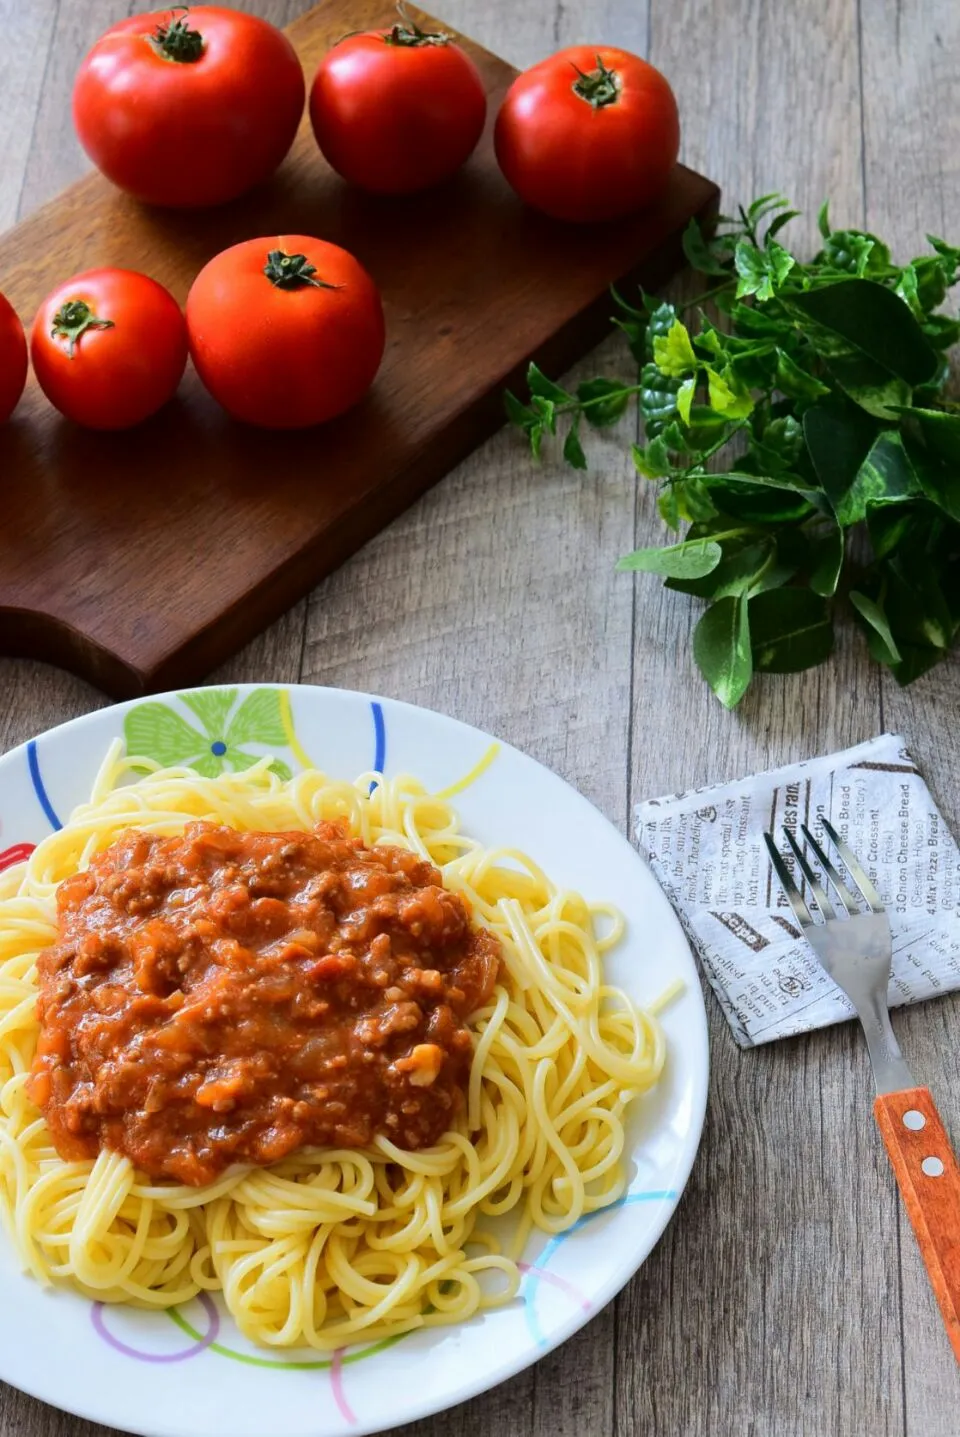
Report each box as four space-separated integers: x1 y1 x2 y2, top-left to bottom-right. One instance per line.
28 822 501 1185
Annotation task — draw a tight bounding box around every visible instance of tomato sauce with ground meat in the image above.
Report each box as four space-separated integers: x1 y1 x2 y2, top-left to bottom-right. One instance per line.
28 822 501 1185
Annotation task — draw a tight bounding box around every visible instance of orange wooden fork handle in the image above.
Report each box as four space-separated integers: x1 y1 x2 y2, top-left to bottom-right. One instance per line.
874 1086 960 1363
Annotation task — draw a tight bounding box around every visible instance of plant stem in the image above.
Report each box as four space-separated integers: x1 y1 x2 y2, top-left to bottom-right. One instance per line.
555 383 643 417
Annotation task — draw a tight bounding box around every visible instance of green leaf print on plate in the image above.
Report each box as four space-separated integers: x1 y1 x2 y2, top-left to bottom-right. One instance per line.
123 688 293 780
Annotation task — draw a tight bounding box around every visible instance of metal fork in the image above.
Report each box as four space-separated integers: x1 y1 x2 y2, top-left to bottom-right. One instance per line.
765 819 960 1364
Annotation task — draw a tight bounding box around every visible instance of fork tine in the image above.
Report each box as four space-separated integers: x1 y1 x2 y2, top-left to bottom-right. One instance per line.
820 817 884 913
763 832 814 926
799 824 859 915
782 827 834 920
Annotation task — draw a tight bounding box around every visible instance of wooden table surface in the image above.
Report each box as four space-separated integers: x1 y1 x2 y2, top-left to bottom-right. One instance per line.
2 0 959 1433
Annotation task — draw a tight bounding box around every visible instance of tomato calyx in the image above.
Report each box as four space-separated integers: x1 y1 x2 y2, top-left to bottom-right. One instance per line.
571 56 621 109
382 2 450 47
51 300 115 359
147 8 205 64
263 250 341 291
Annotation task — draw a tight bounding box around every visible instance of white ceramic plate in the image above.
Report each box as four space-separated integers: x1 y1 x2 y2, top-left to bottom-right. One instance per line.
0 684 708 1437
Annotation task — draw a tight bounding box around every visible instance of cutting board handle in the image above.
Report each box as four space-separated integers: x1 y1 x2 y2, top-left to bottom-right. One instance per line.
874 1086 960 1363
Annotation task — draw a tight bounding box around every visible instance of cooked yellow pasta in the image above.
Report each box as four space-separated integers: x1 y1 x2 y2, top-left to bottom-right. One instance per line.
0 744 666 1349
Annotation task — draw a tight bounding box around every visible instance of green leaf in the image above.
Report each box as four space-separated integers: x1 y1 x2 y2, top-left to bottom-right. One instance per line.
749 588 834 672
676 377 696 424
611 283 647 320
808 522 844 596
612 316 647 365
826 360 912 420
616 536 723 578
659 419 692 452
530 394 556 434
849 591 901 665
682 217 731 277
765 209 802 241
679 477 720 522
867 503 918 559
656 477 718 529
693 595 753 707
829 430 922 528
785 279 939 388
631 437 671 478
706 366 754 419
817 200 831 240
640 363 681 435
823 230 884 277
774 348 831 400
903 438 960 521
653 320 698 377
920 312 960 350
731 303 794 341
928 235 960 276
886 553 955 650
577 376 631 427
702 469 818 525
563 422 587 470
912 256 949 314
803 402 879 522
645 302 677 360
225 688 288 748
124 702 206 768
734 239 796 301
750 415 803 474
891 644 946 686
905 406 960 464
895 263 924 320
527 362 572 405
505 389 531 425
667 534 774 599
181 688 238 740
747 192 791 224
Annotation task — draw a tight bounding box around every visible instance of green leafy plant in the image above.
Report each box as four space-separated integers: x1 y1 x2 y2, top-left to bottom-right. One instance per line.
506 194 960 706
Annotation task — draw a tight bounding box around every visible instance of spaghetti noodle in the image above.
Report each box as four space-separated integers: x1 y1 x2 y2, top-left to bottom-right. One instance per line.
0 745 667 1349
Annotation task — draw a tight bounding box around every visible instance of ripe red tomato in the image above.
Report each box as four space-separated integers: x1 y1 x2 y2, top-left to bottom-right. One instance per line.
31 269 187 430
73 7 305 208
0 292 27 423
309 15 486 195
495 46 680 223
186 236 385 428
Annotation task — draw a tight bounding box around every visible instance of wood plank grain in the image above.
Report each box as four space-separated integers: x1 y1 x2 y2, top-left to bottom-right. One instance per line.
0 0 57 228
861 0 960 1424
619 1 906 1434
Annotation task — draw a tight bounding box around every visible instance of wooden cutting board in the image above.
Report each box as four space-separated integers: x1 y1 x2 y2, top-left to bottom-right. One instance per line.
0 0 718 698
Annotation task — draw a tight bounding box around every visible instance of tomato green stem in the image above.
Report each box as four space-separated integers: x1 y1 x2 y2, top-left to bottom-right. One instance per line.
571 56 621 109
51 300 114 359
263 250 340 290
383 0 450 46
148 9 204 63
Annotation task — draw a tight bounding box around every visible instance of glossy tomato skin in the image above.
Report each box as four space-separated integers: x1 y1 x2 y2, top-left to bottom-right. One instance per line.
0 292 27 423
73 7 305 208
186 236 385 429
310 31 486 195
31 269 187 430
495 45 679 223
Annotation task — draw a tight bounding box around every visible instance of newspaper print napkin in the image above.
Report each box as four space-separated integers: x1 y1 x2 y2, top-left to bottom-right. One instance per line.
635 734 960 1047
